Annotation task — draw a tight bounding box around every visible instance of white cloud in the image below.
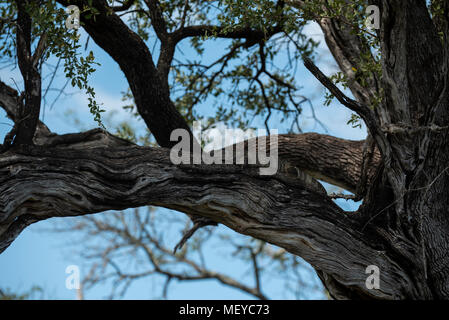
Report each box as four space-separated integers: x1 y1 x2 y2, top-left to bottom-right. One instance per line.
195 122 262 151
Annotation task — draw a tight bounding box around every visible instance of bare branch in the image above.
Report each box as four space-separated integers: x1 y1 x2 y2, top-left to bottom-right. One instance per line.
303 57 379 136
171 24 283 46
143 0 169 41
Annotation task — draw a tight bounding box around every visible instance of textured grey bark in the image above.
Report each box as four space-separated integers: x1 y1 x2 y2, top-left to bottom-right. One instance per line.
1 0 449 299
0 136 411 299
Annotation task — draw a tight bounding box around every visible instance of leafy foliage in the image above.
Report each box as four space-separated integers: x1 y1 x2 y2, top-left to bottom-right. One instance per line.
0 0 104 126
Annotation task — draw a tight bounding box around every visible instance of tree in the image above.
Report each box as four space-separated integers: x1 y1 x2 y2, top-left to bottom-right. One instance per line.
0 0 448 300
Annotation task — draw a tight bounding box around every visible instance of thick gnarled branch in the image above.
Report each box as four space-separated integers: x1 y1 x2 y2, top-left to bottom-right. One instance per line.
0 135 412 299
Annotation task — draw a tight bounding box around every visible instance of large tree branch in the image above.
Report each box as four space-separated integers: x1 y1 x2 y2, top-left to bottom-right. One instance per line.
231 133 379 194
56 0 192 149
13 1 42 146
0 130 416 299
143 0 168 41
142 0 174 85
277 133 379 194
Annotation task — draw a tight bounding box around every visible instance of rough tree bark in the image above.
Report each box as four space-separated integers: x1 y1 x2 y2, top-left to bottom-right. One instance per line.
1 0 449 299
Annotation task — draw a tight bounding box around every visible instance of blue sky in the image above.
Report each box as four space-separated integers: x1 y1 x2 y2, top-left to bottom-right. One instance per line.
0 12 366 300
